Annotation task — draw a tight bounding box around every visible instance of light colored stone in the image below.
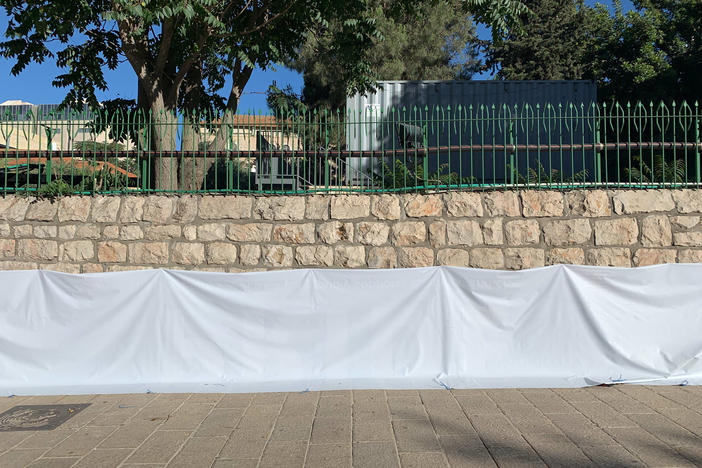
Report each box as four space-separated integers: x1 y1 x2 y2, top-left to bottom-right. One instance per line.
40 263 81 274
672 190 702 213
172 243 206 265
144 225 181 240
356 222 390 246
239 245 261 266
142 196 173 223
566 191 611 217
33 225 57 238
61 241 94 262
57 197 90 222
0 196 31 221
129 242 169 264
429 221 446 247
633 249 677 267
197 223 227 241
120 225 144 241
403 194 443 217
641 216 672 247
295 246 334 266
200 196 253 220
543 219 591 245
0 222 9 237
183 225 197 241
318 221 353 245
206 243 238 265
446 220 482 246
120 197 144 222
17 239 57 261
272 224 316 244
586 248 631 267
227 223 272 242
0 239 15 258
13 224 32 237
0 260 36 270
594 218 639 246
263 245 294 267
546 248 585 265
107 265 153 272
305 196 329 220
91 196 120 222
398 247 434 267
82 263 104 273
74 224 100 239
371 195 401 220
97 241 127 263
678 249 702 263
436 249 470 267
483 192 520 217
673 231 702 247
444 192 483 217
504 248 545 270
367 247 398 268
172 196 198 222
482 218 504 245
334 246 366 267
58 225 76 240
613 190 674 214
330 195 371 219
253 197 304 220
521 191 564 217
670 216 700 230
470 248 504 269
26 199 58 221
505 220 540 245
392 222 426 246
102 225 119 239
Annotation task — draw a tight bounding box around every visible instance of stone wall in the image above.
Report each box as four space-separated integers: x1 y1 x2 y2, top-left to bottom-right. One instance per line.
0 190 701 273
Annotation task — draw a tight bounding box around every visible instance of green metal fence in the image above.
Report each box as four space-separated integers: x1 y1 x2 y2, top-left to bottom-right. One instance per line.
0 100 700 195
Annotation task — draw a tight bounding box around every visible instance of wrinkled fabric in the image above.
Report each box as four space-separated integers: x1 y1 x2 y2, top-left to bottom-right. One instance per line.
0 264 700 395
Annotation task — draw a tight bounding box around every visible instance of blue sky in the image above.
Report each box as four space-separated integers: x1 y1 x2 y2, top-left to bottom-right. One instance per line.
0 0 634 112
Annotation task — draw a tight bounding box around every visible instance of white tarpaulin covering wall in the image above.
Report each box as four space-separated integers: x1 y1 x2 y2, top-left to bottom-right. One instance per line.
1 264 701 395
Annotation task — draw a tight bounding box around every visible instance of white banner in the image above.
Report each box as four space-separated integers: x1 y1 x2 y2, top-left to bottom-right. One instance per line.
0 265 700 395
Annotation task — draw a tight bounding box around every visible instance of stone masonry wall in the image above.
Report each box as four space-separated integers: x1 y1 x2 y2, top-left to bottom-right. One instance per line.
0 190 701 273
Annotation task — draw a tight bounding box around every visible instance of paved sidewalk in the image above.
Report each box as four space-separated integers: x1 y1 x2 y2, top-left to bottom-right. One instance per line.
0 386 701 467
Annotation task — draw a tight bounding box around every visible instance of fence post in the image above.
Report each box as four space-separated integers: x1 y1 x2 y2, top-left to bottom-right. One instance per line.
509 120 515 186
595 108 602 184
696 101 700 186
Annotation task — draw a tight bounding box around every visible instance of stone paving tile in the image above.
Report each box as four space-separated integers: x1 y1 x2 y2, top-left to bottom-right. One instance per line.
124 430 191 464
398 451 449 467
352 441 399 468
43 425 116 457
26 457 80 467
391 418 441 452
310 417 352 444
196 407 245 437
305 442 352 468
166 435 228 468
605 426 697 467
99 419 161 449
0 448 46 468
438 434 496 468
259 440 307 467
72 447 132 468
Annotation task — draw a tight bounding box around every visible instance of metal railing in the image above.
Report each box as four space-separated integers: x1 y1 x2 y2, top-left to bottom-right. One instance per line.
0 100 700 195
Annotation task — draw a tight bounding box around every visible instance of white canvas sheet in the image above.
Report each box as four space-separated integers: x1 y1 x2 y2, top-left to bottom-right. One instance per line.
0 264 700 395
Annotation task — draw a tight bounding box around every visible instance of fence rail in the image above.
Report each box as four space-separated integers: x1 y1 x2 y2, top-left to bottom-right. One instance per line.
1 100 700 195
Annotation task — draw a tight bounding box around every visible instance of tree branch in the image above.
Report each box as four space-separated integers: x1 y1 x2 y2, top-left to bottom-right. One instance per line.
154 17 175 75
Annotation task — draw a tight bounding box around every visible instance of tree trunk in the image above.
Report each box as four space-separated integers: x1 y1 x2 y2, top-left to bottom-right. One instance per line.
148 91 179 191
179 67 209 191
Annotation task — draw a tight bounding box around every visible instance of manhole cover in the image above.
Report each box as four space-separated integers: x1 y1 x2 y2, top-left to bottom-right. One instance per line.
0 404 90 431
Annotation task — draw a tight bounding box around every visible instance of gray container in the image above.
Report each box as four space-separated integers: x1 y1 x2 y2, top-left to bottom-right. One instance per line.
345 80 597 185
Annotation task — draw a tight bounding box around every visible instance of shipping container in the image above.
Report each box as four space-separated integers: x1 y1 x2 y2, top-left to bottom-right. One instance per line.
345 80 598 186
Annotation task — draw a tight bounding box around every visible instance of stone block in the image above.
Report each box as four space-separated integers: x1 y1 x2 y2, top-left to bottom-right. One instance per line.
0 239 15 258
483 192 520 217
227 223 272 242
505 219 540 245
197 223 227 241
0 222 9 237
40 263 81 274
403 194 443 217
521 191 564 217
33 225 57 238
91 196 120 222
334 245 366 267
673 231 702 247
398 247 434 267
102 225 119 239
482 218 504 245
129 242 169 264
239 245 262 266
446 220 482 246
26 199 58 221
206 243 238 264
61 241 94 262
504 248 545 270
183 225 197 241
586 248 631 267
672 190 702 213
543 219 591 245
566 191 611 217
305 196 330 220
594 218 639 245
120 225 144 241
670 216 699 230
444 192 483 217
295 245 334 266
272 224 316 244
82 263 104 273
172 242 206 265
120 197 145 222
356 222 390 246
436 249 470 267
678 249 702 263
58 225 76 240
371 194 401 220
76 224 101 239
13 224 32 237
144 225 181 240
470 248 504 269
201 196 253 219
0 260 36 270
367 247 398 268
57 197 90 222
263 245 294 267
392 221 426 246
17 239 58 261
142 196 173 223
97 241 127 263
172 196 198 222
633 249 677 267
613 190 674 214
253 197 304 220
429 221 446 247
330 195 371 219
546 248 585 265
640 215 672 247
318 221 353 244
0 196 31 221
